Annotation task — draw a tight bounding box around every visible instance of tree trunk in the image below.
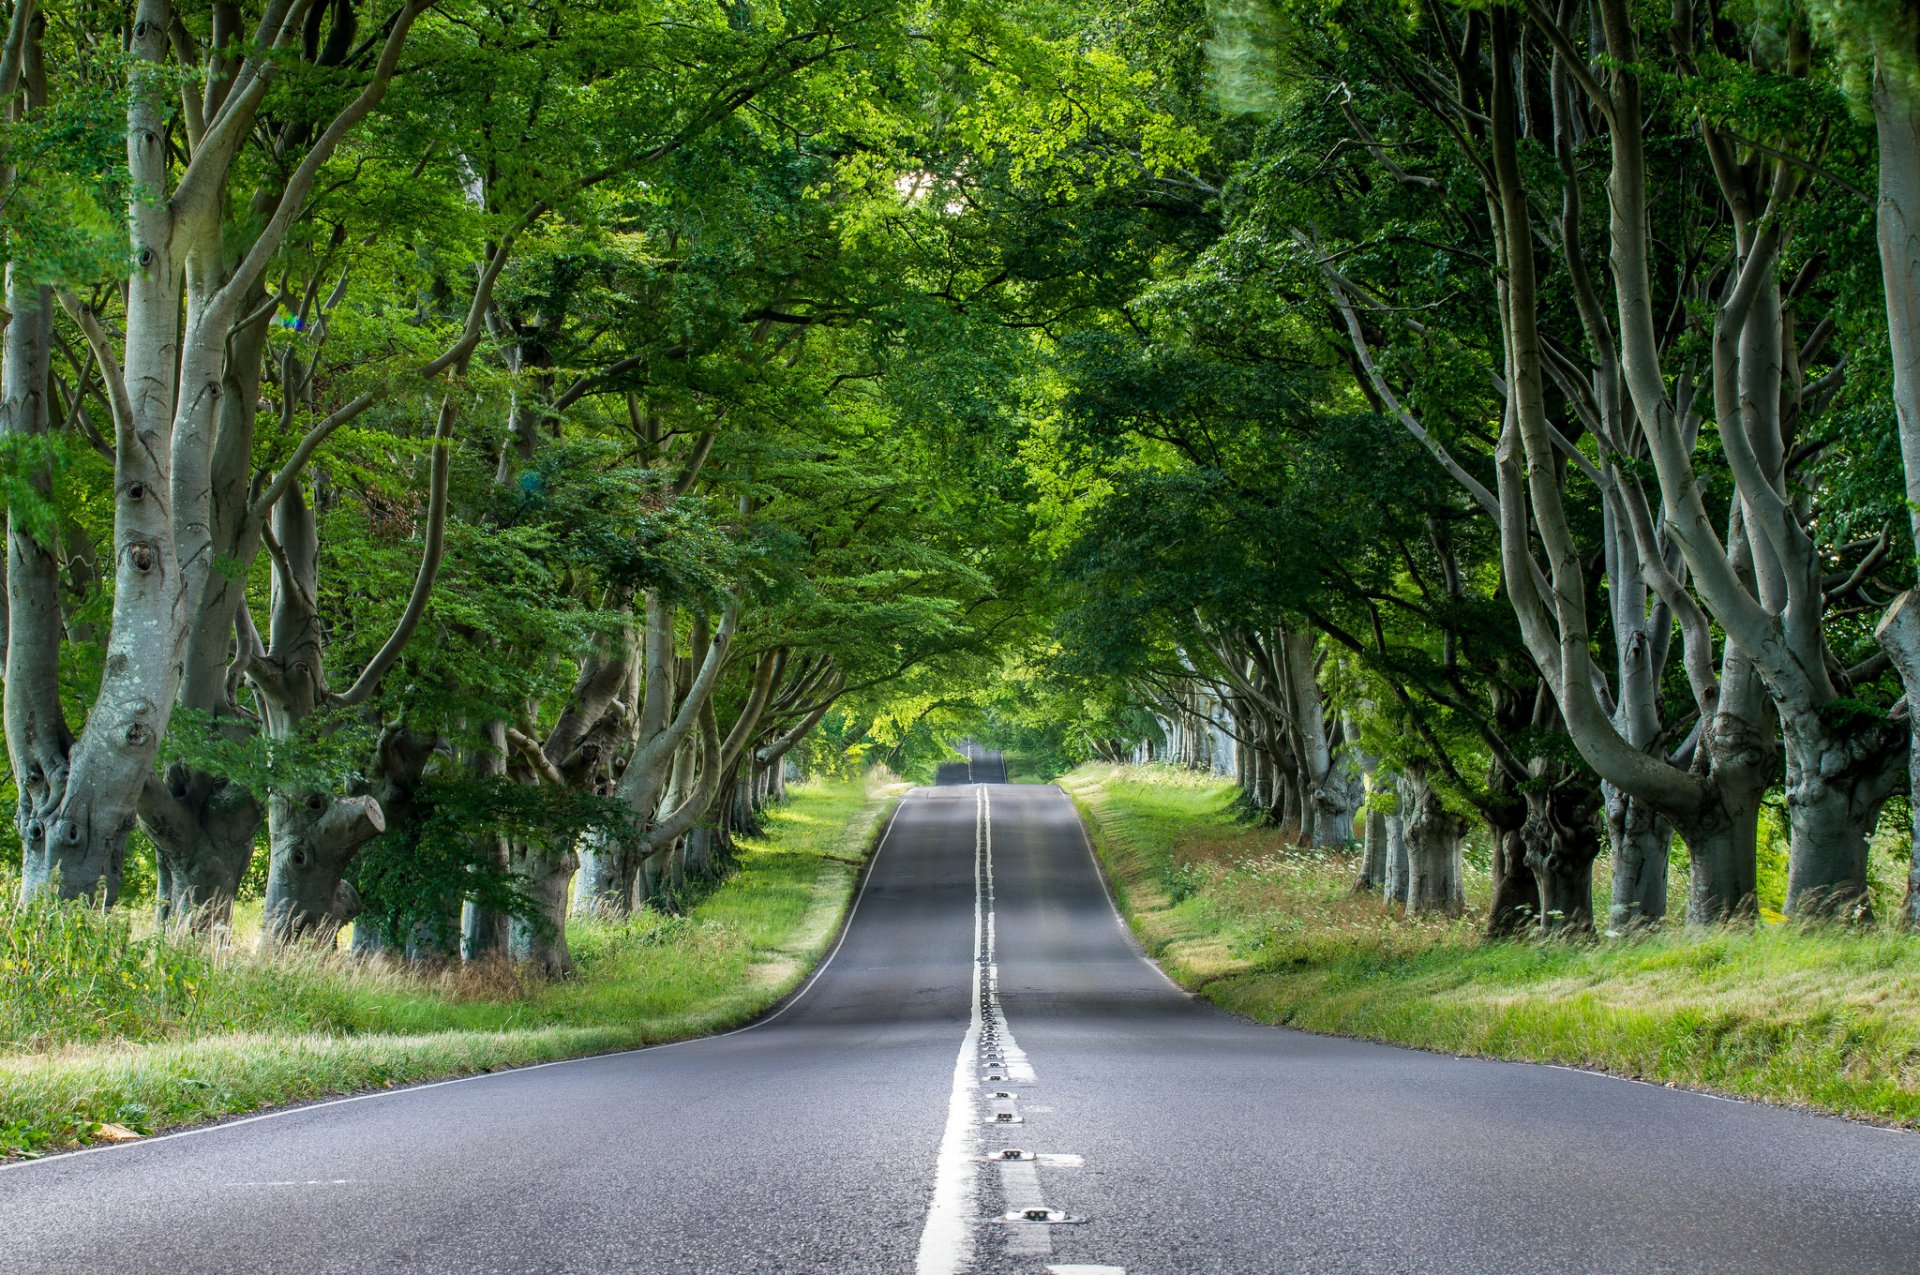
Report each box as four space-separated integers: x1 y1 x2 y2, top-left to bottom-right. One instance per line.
1353 804 1389 893
508 840 577 977
6 275 97 902
1382 808 1410 907
1485 818 1537 937
1524 785 1601 934
1675 791 1760 925
139 767 260 927
733 771 763 839
1874 23 1920 922
684 826 717 882
572 831 639 917
1605 782 1670 930
462 723 511 959
141 292 275 927
636 846 666 910
1310 724 1364 849
260 792 382 943
252 478 335 941
1878 593 1920 927
1399 766 1465 916
1779 706 1902 920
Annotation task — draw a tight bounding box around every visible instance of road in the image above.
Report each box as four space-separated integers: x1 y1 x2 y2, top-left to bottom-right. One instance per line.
5 751 1920 1273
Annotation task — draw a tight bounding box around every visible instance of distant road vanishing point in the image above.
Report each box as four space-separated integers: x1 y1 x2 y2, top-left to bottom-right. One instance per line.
5 749 1919 1273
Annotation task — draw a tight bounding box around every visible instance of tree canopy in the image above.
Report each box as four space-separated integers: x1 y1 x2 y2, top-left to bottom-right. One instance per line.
6 0 1920 964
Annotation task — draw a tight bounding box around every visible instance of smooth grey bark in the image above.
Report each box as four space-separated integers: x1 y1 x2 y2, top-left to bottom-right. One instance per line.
1355 805 1389 892
1398 765 1465 916
689 647 783 862
134 292 277 925
1381 806 1410 908
1313 716 1364 848
3 19 83 897
639 689 721 907
570 827 633 917
1576 0 1896 917
1872 19 1920 927
571 743 644 916
1604 781 1671 930
1351 749 1387 892
1780 707 1904 919
1880 594 1920 926
537 565 637 917
141 766 260 927
602 597 736 912
14 2 425 904
1281 632 1342 849
508 837 578 977
6 268 77 897
12 2 189 904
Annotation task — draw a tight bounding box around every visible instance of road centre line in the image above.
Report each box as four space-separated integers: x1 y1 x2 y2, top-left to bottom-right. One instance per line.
913 785 991 1275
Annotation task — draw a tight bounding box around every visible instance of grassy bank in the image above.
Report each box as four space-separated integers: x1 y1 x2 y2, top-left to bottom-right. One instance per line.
1061 763 1920 1126
1 776 903 1157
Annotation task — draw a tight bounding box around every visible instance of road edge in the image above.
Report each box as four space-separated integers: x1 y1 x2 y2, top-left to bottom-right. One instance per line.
1059 768 1920 1137
0 784 911 1168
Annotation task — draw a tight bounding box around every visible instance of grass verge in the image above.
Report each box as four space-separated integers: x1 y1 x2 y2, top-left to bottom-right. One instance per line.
1 775 904 1157
1060 762 1920 1127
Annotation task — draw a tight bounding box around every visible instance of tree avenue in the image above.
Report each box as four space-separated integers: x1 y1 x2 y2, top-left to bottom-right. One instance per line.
6 0 1920 995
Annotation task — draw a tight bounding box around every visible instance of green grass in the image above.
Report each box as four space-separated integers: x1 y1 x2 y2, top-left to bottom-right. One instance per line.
1061 762 1920 1127
999 754 1053 784
0 775 903 1157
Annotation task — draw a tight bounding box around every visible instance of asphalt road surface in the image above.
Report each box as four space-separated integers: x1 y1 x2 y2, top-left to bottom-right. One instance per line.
6 751 1920 1273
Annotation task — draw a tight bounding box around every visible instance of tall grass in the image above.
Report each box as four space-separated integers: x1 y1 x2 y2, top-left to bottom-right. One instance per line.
0 888 215 1052
1063 762 1920 1125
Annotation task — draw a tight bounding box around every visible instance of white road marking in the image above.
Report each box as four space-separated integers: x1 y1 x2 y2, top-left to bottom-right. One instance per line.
999 1157 1053 1257
913 786 991 1275
0 792 922 1175
226 1179 355 1187
917 783 1059 1271
976 785 1055 1261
